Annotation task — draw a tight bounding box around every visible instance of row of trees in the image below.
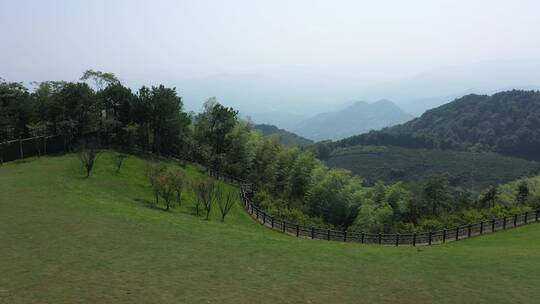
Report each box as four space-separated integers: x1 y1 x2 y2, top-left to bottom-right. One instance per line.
145 161 236 221
2 71 539 232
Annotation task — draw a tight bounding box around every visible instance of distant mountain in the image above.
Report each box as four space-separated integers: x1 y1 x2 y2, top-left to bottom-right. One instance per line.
253 124 314 147
356 59 540 116
245 111 308 131
168 59 540 120
337 90 540 161
293 100 413 141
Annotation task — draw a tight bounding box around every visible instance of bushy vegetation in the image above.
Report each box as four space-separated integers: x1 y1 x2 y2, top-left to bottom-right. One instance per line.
335 90 540 161
2 72 539 234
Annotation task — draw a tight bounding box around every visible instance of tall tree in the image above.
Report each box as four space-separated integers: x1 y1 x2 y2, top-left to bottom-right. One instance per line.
424 175 451 216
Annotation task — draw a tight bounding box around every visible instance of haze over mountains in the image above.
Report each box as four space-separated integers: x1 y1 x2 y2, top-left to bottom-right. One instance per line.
292 100 413 141
175 59 540 122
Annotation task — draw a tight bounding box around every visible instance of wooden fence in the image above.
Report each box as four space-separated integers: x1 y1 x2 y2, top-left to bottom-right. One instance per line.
208 170 540 246
0 135 64 163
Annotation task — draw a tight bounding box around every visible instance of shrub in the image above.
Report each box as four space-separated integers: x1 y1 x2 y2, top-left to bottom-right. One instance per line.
78 145 101 177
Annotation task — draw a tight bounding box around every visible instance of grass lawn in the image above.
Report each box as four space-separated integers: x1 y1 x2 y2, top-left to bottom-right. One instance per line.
1 152 540 303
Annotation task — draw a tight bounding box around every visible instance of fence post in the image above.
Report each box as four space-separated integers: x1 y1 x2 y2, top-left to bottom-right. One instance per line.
536 210 539 222
525 212 528 224
455 227 459 241
503 216 507 230
327 229 330 241
271 216 275 228
283 221 286 233
256 209 259 219
413 233 416 247
378 233 382 245
442 229 446 243
343 231 347 242
19 137 23 159
296 224 299 237
492 219 496 232
513 214 517 227
428 231 432 245
467 224 472 238
263 212 266 224
395 234 399 247
311 227 315 239
480 222 484 235
361 232 365 244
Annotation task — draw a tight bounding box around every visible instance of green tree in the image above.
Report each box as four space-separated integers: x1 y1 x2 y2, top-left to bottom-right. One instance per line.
480 186 499 208
80 70 119 92
424 175 451 216
286 151 317 201
194 98 238 166
515 181 530 205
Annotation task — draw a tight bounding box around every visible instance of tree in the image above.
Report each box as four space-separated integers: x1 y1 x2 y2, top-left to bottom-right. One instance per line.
194 98 238 165
305 168 359 229
169 169 185 207
424 175 451 216
286 151 317 201
515 181 530 205
78 144 101 177
198 180 218 220
480 186 499 208
134 85 190 154
156 173 175 211
217 189 236 222
113 153 128 173
80 70 119 92
145 161 167 205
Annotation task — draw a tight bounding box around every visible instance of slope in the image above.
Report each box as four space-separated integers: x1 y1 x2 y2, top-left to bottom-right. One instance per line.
1 153 540 303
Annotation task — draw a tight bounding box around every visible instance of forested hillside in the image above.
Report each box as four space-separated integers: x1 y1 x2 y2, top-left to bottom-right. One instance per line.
336 90 540 161
253 123 313 147
326 145 540 189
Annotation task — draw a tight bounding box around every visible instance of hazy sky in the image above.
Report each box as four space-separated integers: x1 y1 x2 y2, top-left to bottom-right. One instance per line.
2 0 539 82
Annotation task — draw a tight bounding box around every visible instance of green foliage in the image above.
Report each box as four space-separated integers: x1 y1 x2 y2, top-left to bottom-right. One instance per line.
424 175 451 216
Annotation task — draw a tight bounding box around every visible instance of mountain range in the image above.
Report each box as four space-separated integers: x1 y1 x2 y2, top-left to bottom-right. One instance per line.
336 90 540 161
292 100 413 141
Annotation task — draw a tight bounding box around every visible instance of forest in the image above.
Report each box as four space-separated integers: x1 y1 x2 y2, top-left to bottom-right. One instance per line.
335 91 540 161
1 71 539 233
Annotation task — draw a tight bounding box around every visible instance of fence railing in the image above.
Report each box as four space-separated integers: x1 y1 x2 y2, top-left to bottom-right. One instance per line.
207 170 540 246
0 135 64 163
240 186 540 246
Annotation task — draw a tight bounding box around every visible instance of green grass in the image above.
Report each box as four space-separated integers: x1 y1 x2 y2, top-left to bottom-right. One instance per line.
327 145 540 189
2 152 540 303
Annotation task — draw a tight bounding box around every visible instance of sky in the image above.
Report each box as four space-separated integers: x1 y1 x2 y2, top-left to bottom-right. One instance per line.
1 0 540 115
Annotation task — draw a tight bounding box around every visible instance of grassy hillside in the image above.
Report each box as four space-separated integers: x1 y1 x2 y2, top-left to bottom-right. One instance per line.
2 153 540 303
326 145 540 189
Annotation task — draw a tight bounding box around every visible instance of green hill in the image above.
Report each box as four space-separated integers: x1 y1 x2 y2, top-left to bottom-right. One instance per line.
337 90 540 161
2 153 540 303
253 123 314 147
326 145 540 188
